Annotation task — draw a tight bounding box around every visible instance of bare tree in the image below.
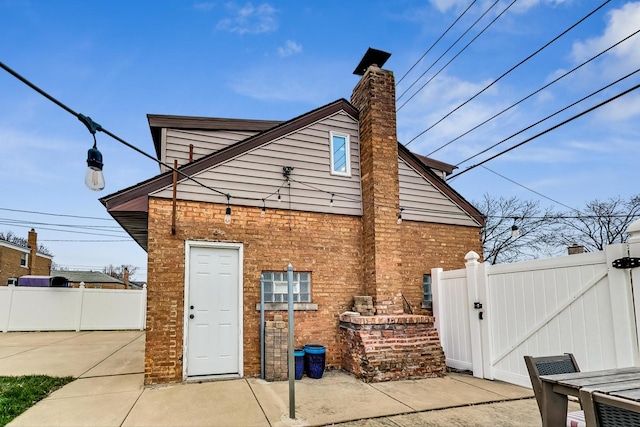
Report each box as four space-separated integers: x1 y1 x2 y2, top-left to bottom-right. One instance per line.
476 194 561 264
103 264 139 280
0 230 53 256
555 195 640 252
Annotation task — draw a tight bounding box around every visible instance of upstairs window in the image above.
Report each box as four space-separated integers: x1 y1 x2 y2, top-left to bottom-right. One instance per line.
330 132 351 176
20 253 28 268
262 271 311 303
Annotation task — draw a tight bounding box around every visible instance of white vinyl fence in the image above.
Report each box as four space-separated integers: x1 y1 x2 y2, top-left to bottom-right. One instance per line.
433 221 640 388
0 284 147 332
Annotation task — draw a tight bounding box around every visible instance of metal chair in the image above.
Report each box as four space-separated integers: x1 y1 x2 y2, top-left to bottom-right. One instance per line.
580 389 640 426
524 354 585 427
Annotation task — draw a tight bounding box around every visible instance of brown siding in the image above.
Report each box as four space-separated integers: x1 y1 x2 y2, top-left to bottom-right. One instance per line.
144 197 480 385
399 159 479 227
151 111 362 216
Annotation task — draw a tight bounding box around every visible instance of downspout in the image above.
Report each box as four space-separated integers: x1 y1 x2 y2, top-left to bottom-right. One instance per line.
260 273 265 379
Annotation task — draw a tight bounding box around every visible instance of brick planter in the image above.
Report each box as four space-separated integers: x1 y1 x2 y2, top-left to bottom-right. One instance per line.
339 313 446 382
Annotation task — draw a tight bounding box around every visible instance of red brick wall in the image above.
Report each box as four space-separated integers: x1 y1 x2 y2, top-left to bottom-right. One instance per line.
145 197 481 385
145 198 365 384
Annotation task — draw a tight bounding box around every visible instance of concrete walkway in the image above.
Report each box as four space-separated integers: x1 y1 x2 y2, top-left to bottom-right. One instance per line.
1 331 547 426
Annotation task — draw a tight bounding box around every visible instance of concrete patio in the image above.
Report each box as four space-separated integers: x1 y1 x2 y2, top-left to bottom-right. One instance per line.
0 331 550 426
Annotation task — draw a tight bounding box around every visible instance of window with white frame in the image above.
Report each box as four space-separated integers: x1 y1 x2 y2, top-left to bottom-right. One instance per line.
330 132 351 176
262 271 311 303
20 253 28 268
423 274 432 309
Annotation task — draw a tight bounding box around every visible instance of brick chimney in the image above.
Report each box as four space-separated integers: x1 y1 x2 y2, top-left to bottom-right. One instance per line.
27 228 37 275
351 50 403 315
124 267 130 289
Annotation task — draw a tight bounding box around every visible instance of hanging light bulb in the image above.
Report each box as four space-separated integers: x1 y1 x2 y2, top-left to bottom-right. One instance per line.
78 114 105 191
261 199 266 218
224 195 232 225
85 136 105 191
277 189 281 202
330 193 334 208
511 217 520 238
397 208 404 225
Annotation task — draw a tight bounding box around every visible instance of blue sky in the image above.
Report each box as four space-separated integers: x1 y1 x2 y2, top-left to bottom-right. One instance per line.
1 1 639 281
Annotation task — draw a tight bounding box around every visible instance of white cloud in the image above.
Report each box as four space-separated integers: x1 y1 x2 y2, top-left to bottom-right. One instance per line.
278 40 302 57
216 2 277 35
570 2 640 72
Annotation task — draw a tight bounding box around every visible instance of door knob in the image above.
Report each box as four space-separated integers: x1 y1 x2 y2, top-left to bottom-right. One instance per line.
189 314 194 319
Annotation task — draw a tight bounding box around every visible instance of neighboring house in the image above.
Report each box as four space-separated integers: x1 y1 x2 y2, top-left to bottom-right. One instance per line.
0 228 52 286
100 50 485 385
52 270 126 289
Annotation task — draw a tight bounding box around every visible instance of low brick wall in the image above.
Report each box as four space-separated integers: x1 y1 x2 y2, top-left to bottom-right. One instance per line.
339 314 446 382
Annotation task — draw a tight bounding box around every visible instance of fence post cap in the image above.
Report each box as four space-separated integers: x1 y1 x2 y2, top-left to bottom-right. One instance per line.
79 281 85 288
628 219 640 237
465 251 480 262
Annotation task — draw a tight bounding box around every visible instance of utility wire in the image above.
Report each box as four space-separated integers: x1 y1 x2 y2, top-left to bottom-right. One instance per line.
454 66 640 167
396 0 478 86
0 221 130 238
0 206 116 221
404 0 611 149
432 28 640 158
397 0 503 104
0 217 128 232
449 81 640 179
478 165 579 212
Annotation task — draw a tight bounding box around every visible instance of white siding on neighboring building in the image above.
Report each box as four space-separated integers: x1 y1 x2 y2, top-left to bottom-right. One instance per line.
399 158 479 227
152 111 363 216
161 129 259 173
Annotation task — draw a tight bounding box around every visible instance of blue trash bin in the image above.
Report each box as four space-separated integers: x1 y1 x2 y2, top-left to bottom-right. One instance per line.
294 348 305 380
304 344 326 379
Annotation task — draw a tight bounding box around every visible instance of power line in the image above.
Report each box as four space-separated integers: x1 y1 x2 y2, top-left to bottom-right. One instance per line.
404 0 612 149
0 217 127 231
454 66 640 167
397 0 506 106
478 165 579 212
431 28 640 157
40 239 132 242
0 221 130 238
0 206 116 221
449 81 640 179
396 0 478 87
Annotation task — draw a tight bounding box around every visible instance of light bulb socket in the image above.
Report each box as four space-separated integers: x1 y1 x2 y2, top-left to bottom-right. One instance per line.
87 145 103 171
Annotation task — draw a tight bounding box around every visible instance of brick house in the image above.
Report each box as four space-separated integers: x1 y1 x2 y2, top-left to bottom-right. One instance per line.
100 50 484 385
0 228 52 286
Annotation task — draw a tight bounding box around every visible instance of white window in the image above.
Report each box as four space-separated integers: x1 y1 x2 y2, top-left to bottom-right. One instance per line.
20 253 28 267
262 271 311 303
330 132 351 176
423 274 432 309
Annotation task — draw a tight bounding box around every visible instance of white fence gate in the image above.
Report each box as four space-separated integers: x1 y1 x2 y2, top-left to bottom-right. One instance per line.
433 221 640 388
0 284 147 332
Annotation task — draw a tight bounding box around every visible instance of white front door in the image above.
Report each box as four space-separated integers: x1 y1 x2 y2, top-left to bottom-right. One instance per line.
186 245 240 377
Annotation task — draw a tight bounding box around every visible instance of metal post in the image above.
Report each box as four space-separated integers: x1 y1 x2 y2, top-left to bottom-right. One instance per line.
287 263 295 419
260 274 265 380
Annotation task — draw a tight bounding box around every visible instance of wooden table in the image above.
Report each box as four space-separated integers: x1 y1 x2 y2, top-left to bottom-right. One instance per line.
540 366 640 426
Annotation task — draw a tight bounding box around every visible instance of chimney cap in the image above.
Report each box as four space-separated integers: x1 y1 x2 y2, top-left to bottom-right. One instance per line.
353 48 391 75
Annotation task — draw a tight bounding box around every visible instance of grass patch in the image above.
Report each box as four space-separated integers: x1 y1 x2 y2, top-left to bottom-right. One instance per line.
0 375 74 426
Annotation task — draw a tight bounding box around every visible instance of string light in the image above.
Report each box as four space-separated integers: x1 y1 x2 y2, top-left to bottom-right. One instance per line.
511 217 519 238
224 194 232 225
397 208 404 225
261 199 266 218
330 193 334 208
277 189 281 202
